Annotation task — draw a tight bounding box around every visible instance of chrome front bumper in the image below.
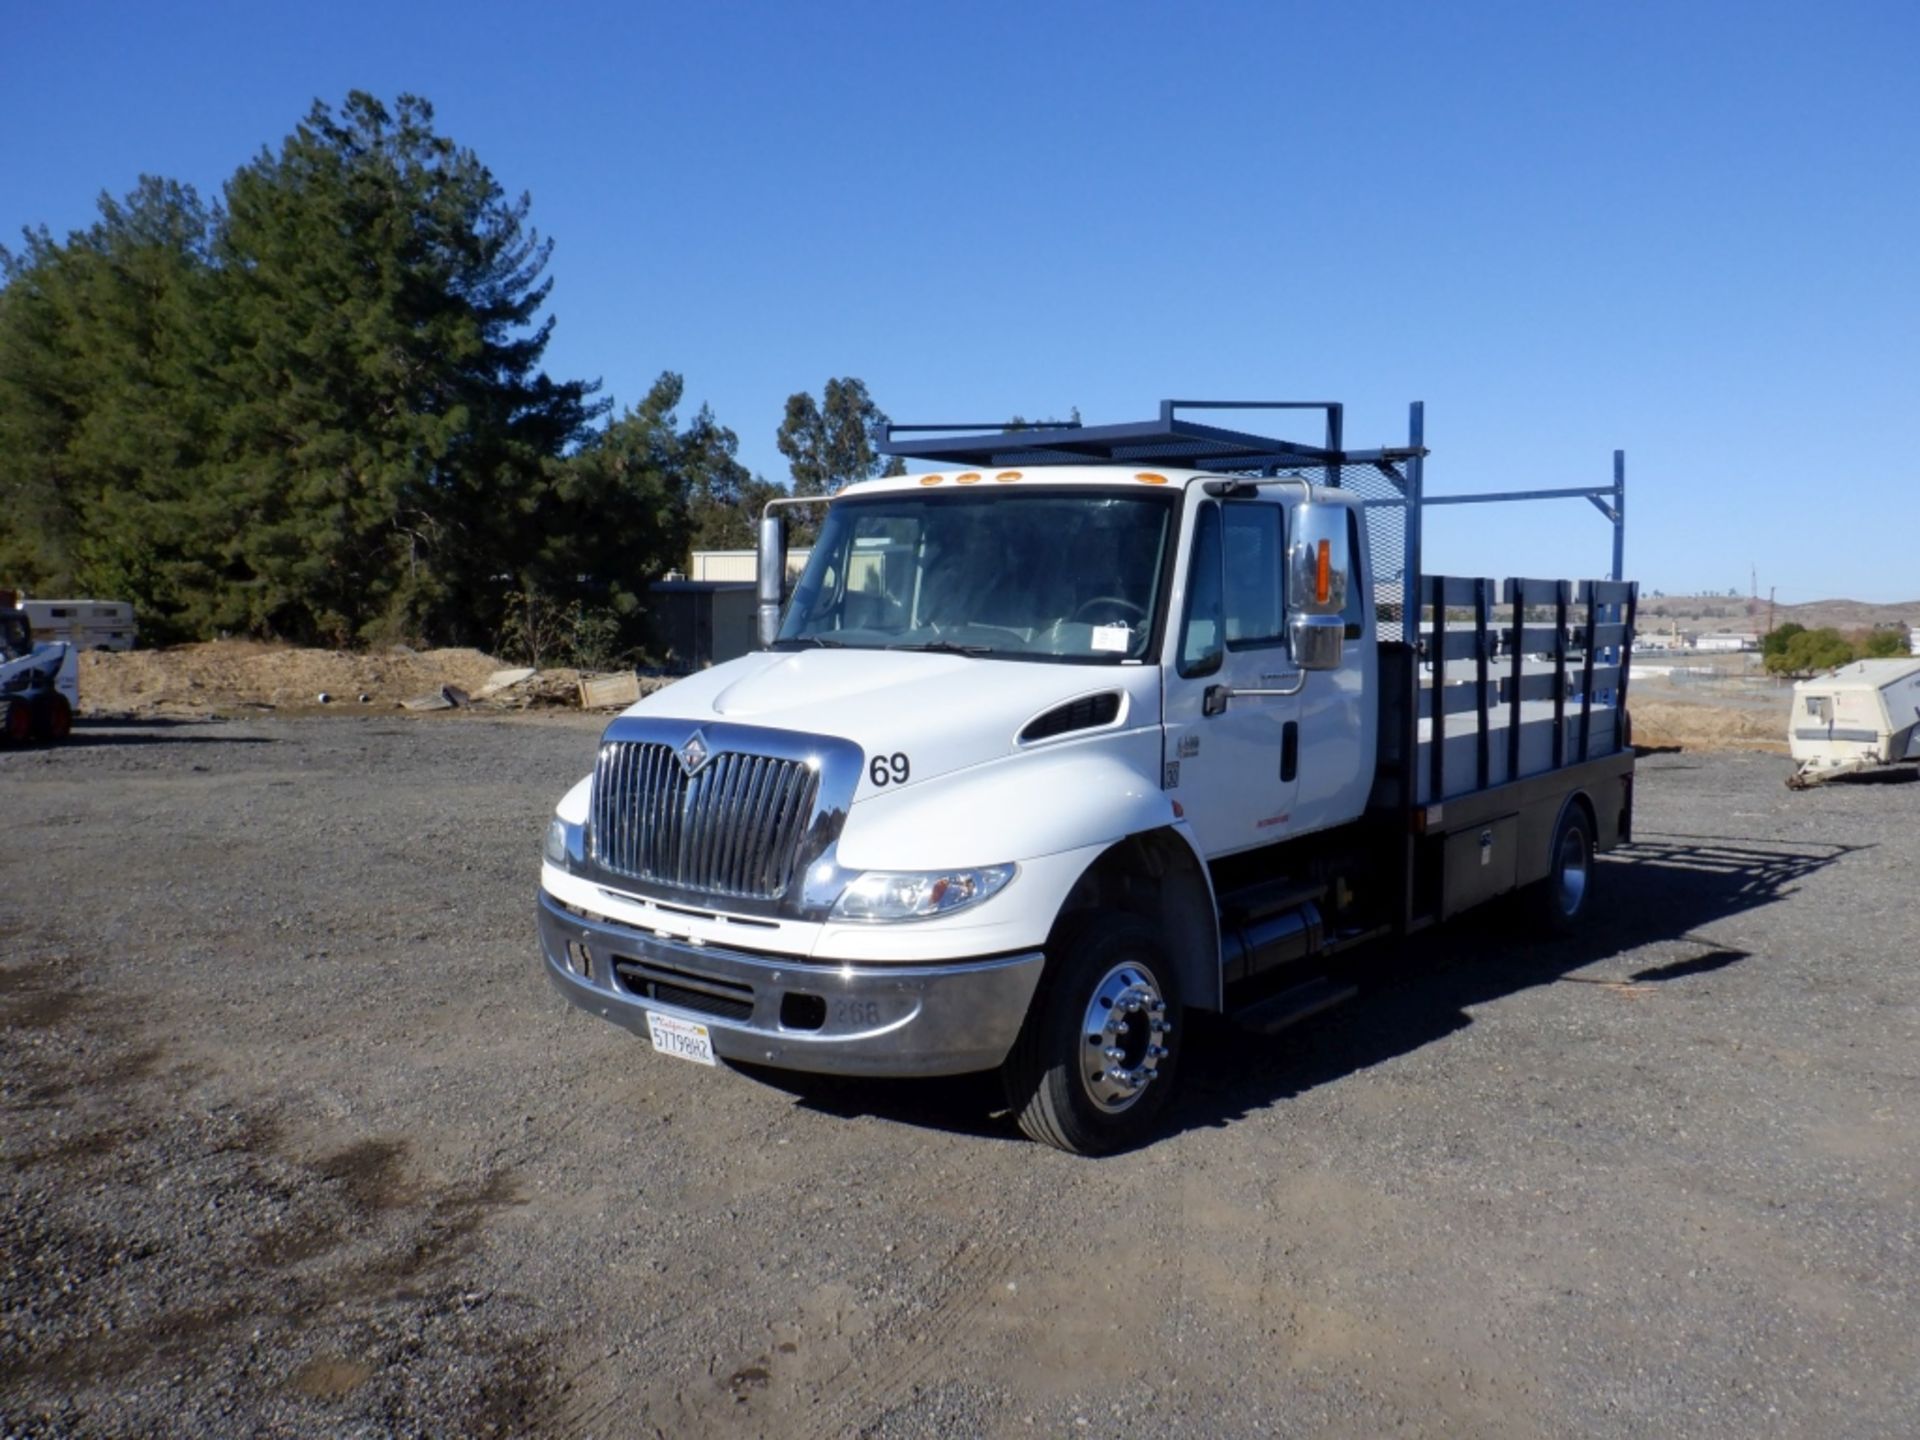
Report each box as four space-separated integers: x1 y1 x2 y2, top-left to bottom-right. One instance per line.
537 892 1045 1077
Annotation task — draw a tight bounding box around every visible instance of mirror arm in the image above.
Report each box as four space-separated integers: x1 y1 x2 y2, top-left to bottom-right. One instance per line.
1203 671 1307 716
759 494 834 522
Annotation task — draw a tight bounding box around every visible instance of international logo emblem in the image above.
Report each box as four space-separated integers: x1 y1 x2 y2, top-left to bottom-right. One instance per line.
676 730 711 776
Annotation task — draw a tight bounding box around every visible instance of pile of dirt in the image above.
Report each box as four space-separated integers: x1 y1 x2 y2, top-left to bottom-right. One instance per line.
1631 696 1789 753
77 641 564 717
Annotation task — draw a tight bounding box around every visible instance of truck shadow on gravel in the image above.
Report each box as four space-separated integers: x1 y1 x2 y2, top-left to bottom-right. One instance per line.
1170 829 1867 1139
752 831 1864 1149
733 1063 1014 1141
59 721 276 756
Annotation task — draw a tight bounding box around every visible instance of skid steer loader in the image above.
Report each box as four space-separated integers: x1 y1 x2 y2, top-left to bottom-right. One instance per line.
1 594 78 745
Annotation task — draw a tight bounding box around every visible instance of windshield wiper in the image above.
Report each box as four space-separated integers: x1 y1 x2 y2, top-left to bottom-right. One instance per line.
888 640 994 657
775 635 849 649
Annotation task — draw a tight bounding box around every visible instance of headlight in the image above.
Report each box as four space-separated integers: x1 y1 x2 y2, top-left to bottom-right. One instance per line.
830 865 1016 923
544 817 578 869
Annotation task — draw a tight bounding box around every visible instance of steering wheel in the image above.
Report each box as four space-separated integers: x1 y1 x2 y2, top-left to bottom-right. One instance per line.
1070 596 1146 625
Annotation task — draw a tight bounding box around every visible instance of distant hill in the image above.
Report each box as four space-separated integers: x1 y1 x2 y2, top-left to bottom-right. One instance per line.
1637 594 1920 633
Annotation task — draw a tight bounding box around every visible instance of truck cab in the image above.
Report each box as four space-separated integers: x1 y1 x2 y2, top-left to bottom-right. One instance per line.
538 402 1637 1153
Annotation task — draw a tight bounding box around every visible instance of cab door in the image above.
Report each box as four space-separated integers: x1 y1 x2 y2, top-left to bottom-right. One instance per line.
1162 496 1301 858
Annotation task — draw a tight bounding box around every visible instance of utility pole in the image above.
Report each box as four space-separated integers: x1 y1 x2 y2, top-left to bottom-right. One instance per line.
1767 587 1776 636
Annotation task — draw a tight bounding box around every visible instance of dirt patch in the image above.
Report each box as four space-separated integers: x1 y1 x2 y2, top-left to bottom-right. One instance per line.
1632 697 1789 753
78 640 504 715
74 640 617 717
289 1355 376 1400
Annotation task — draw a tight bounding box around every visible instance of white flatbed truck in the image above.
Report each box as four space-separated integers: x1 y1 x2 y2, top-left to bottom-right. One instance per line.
538 401 1639 1152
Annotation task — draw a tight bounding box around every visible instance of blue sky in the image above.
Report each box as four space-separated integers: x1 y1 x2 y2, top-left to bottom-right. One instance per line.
4 1 1916 602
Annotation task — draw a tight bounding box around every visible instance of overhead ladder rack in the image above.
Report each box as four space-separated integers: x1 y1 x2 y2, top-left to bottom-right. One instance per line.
883 399 1419 474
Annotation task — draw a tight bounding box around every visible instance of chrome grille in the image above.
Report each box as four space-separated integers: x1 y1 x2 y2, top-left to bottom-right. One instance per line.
590 742 820 901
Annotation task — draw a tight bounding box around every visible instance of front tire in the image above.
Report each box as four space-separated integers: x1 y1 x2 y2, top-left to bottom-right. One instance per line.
34 693 72 743
1003 913 1182 1155
3 699 31 746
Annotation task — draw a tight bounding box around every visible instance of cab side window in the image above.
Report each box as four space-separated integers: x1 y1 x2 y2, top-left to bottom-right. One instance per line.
1222 502 1285 648
1341 510 1366 640
1178 503 1224 677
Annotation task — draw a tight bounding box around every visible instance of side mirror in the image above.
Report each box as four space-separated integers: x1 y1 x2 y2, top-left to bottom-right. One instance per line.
1288 502 1350 671
1290 615 1345 670
756 512 787 648
1288 501 1349 616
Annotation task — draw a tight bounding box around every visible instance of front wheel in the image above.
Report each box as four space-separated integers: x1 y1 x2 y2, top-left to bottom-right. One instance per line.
34 693 72 743
1002 913 1182 1155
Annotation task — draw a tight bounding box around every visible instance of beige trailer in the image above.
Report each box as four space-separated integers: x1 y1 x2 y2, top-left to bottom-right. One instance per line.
17 597 136 651
1788 658 1920 788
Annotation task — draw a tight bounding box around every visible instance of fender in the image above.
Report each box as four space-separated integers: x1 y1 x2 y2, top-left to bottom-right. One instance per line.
1055 821 1225 1012
818 735 1223 983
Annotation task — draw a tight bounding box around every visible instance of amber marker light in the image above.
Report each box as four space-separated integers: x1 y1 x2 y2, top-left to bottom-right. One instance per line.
1315 539 1332 605
1135 472 1169 485
919 474 944 486
995 471 1022 483
955 472 983 485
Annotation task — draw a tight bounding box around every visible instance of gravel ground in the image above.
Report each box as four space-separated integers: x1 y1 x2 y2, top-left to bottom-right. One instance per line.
2 717 1915 1438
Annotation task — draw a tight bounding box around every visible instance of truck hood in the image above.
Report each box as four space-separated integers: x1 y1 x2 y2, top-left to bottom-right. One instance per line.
622 649 1161 798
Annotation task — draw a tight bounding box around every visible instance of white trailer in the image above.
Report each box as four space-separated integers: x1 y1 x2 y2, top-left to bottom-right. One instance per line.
18 597 137 651
1788 658 1920 788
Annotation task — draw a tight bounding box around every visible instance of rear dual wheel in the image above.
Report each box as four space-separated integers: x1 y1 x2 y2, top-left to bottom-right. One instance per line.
1003 913 1183 1155
1526 802 1594 937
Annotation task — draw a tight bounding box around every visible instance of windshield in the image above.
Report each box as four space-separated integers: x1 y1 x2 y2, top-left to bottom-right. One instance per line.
776 489 1176 663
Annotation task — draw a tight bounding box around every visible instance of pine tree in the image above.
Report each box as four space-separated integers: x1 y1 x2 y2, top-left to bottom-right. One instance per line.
0 178 223 635
215 91 603 644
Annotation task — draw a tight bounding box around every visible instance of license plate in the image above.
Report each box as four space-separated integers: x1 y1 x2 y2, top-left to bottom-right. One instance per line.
646 1012 716 1067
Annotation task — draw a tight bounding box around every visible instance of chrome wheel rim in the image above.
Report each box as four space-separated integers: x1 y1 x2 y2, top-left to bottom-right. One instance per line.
1079 961 1170 1113
1556 828 1589 915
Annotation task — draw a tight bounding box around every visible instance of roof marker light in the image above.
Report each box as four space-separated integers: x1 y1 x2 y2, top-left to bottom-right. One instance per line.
955 472 983 485
919 474 944 486
1135 472 1169 485
995 470 1022 483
